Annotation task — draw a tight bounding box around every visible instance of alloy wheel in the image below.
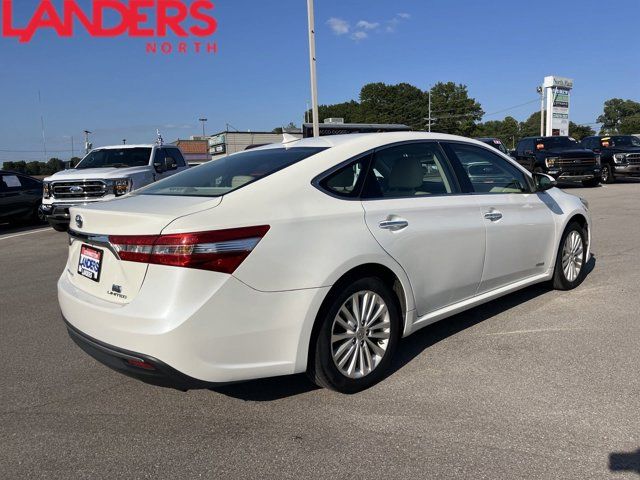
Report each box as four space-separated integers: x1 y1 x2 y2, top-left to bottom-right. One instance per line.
562 231 584 282
331 290 391 379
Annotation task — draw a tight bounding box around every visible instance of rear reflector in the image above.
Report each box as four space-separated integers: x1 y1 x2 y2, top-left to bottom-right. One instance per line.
109 226 270 274
126 359 156 371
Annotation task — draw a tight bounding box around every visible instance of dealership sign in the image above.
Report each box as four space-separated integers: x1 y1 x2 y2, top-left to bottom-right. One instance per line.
543 76 573 137
1 0 218 54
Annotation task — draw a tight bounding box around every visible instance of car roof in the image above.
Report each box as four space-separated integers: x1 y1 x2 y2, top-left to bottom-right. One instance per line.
91 144 179 150
255 131 496 151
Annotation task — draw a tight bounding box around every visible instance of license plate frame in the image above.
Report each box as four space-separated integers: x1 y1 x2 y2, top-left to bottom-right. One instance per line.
77 244 104 283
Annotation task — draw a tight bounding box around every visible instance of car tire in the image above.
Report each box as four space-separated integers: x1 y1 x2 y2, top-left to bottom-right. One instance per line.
308 276 401 394
552 222 588 291
601 164 614 184
581 178 600 187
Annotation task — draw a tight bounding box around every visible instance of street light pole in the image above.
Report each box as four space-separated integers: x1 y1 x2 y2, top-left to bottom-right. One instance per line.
537 86 544 137
199 118 208 138
83 130 92 154
307 0 320 137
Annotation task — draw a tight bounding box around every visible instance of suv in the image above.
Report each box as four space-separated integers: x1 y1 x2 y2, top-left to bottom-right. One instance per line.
581 135 640 183
513 136 601 187
0 171 44 225
41 144 189 231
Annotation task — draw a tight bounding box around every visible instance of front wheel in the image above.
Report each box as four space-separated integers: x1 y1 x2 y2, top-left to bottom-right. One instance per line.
552 222 588 290
601 164 614 184
308 277 401 393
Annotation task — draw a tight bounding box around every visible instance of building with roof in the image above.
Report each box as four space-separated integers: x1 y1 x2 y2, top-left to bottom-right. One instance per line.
208 131 303 160
171 139 210 165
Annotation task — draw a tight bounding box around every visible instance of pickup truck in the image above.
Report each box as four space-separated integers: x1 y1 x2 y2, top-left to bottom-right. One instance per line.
581 135 640 183
41 144 189 231
512 136 602 187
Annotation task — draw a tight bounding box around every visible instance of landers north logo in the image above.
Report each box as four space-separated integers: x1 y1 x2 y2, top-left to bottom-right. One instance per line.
1 0 218 55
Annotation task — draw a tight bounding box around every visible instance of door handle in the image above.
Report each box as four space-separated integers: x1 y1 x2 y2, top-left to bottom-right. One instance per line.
379 218 409 231
484 211 503 222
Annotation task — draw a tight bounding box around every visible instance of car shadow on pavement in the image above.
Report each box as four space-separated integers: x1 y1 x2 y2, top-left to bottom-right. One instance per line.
213 256 596 402
210 373 320 401
609 449 640 475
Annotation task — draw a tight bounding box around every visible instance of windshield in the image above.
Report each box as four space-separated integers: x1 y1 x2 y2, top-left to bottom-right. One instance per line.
604 136 640 147
540 137 579 150
141 146 327 197
75 148 152 169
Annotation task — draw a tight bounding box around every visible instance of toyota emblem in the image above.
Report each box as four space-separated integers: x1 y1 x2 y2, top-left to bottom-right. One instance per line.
75 215 83 229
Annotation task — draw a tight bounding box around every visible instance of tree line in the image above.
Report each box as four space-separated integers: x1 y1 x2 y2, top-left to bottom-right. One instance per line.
303 82 640 148
3 157 82 176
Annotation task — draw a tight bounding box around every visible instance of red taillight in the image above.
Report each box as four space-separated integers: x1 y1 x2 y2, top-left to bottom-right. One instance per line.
126 359 156 371
109 226 270 274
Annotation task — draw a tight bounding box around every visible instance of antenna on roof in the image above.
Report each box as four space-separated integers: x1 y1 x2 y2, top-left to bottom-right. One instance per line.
156 129 164 146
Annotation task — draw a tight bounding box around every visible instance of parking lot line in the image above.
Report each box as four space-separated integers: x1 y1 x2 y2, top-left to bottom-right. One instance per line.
0 227 52 241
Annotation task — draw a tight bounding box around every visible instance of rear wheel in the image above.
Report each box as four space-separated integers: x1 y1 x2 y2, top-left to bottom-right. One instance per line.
309 277 401 393
552 222 587 290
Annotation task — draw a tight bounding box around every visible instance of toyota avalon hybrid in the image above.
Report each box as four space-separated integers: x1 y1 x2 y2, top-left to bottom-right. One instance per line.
59 132 591 393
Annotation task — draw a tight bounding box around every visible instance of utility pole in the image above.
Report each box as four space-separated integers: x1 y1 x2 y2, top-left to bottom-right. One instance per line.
537 86 544 136
199 118 208 137
425 87 436 132
70 136 74 158
38 90 47 162
122 139 127 145
307 0 319 137
84 130 92 154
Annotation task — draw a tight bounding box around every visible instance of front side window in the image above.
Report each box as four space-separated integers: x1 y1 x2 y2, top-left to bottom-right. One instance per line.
445 143 531 194
142 147 326 197
362 142 455 199
75 148 152 169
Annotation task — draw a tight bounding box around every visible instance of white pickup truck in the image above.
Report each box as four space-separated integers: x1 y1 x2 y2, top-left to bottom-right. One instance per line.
41 144 189 231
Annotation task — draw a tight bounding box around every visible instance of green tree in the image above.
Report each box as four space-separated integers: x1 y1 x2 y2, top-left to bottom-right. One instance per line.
568 122 595 140
474 116 520 148
429 82 484 136
359 82 428 129
620 114 640 135
519 111 545 138
316 100 361 124
44 158 65 175
272 122 299 134
69 157 82 168
597 98 640 134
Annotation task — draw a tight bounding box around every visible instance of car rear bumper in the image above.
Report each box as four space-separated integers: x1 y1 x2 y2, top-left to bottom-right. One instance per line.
64 317 213 391
58 266 329 385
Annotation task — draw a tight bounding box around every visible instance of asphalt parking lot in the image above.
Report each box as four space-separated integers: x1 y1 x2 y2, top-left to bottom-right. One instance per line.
1 182 639 479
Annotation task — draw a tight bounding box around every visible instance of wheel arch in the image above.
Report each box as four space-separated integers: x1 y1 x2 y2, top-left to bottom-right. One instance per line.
304 262 413 372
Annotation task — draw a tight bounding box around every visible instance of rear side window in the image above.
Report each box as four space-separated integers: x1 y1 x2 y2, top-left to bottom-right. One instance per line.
166 148 187 167
362 142 456 199
319 156 370 198
445 143 531 194
142 147 326 197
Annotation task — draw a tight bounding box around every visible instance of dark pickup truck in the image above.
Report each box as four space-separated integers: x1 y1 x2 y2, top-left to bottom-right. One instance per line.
581 135 640 183
513 136 601 187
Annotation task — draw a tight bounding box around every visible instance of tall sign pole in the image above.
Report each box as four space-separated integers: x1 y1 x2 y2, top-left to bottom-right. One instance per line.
543 76 573 137
307 0 320 137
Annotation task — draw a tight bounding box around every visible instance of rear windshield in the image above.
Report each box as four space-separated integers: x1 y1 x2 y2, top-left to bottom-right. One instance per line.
141 147 327 197
75 148 152 169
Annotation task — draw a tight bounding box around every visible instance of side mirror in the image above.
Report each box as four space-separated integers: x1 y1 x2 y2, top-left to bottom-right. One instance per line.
534 172 556 192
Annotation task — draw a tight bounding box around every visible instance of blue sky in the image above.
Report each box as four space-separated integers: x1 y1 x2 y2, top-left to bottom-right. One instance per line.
1 0 639 162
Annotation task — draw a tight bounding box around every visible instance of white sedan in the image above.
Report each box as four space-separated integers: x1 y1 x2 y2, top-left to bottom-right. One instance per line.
59 132 591 393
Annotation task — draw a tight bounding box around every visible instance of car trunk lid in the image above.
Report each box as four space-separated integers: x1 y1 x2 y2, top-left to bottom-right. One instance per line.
65 194 222 304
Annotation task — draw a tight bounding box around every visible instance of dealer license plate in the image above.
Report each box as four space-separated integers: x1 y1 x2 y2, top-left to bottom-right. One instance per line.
77 244 103 282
